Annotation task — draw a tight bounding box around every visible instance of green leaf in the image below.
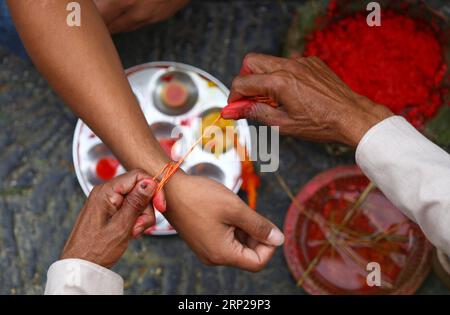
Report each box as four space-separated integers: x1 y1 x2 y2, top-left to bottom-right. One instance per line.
425 106 450 149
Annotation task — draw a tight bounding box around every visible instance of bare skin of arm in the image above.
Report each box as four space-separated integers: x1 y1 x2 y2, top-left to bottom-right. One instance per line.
8 0 168 174
8 0 284 272
8 0 166 238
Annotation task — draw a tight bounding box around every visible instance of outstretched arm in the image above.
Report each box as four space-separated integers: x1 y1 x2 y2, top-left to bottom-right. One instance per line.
8 0 168 174
226 53 450 255
9 1 284 272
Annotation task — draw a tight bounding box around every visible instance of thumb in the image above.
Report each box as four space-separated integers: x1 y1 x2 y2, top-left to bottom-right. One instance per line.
222 101 290 127
111 179 156 231
231 206 285 247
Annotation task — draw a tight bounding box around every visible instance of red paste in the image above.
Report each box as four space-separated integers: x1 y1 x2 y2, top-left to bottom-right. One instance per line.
96 157 119 181
304 11 447 127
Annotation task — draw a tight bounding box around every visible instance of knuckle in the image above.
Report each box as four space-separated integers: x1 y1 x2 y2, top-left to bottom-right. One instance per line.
285 58 299 69
254 219 272 239
125 191 147 210
295 56 308 64
231 76 242 88
208 251 224 265
230 77 245 94
271 71 290 89
243 52 258 64
230 202 242 217
248 264 264 273
131 168 147 178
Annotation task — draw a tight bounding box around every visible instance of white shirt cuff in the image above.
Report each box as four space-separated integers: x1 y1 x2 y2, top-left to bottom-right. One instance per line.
355 115 450 254
44 259 124 295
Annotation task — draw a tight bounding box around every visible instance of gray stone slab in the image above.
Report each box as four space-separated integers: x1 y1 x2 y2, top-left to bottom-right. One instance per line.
0 0 449 295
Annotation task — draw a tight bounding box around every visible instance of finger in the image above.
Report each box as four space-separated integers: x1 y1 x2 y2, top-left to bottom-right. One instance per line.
229 241 276 272
241 53 292 75
107 6 150 34
235 229 248 244
222 99 292 127
109 169 152 196
132 206 156 238
92 169 152 222
94 0 129 25
221 99 255 120
239 57 253 76
152 189 166 213
244 235 259 250
229 206 284 247
92 184 124 221
107 13 136 34
228 73 281 103
111 179 156 232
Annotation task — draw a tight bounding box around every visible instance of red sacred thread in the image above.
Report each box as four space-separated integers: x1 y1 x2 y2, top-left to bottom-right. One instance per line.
152 115 222 194
304 11 447 128
152 111 263 209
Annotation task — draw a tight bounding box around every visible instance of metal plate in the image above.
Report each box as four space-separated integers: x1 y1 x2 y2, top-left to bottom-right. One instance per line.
73 62 252 235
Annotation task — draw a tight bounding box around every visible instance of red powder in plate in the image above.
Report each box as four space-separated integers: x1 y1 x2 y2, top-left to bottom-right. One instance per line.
304 11 447 127
161 81 189 108
96 157 119 181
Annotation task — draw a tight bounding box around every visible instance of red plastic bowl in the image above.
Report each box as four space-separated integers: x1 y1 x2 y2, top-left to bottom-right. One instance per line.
283 165 433 295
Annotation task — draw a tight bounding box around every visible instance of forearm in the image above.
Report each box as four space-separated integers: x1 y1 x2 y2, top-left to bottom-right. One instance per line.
7 0 168 175
356 116 450 254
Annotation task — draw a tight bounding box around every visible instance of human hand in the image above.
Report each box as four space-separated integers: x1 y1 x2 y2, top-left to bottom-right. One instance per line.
163 171 284 272
61 170 164 268
94 0 190 34
223 53 393 147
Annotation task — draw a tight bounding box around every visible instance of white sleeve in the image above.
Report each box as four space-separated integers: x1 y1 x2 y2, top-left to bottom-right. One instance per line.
44 259 124 295
356 115 450 255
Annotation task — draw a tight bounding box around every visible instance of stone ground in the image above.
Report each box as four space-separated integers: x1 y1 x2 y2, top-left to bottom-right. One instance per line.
0 0 449 294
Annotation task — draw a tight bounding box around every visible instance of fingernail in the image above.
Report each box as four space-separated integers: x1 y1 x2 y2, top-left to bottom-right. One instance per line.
139 179 155 193
267 228 285 246
221 100 254 119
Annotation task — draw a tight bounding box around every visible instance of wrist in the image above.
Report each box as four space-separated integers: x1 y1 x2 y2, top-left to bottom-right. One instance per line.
337 98 393 147
163 168 186 190
137 152 171 178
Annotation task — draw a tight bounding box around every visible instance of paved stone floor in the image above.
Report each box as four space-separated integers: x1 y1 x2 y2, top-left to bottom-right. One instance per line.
0 0 449 294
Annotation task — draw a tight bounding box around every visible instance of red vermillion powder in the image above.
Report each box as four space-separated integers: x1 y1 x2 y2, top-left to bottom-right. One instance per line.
96 157 119 181
304 11 447 127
